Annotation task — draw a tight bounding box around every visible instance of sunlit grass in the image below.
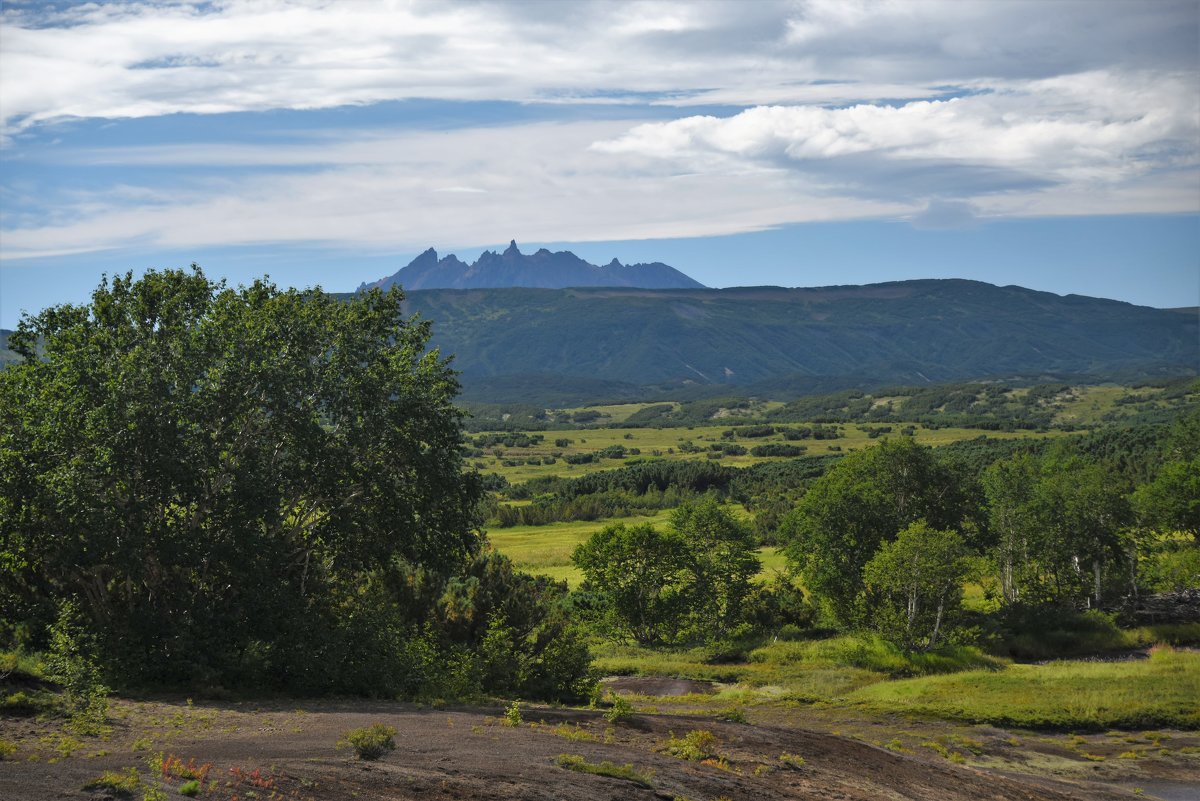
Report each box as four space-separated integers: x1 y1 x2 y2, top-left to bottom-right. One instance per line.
849 647 1200 730
476 422 1065 483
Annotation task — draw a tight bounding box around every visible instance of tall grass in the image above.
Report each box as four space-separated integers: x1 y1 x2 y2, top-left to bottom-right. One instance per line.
749 634 1005 677
848 647 1200 731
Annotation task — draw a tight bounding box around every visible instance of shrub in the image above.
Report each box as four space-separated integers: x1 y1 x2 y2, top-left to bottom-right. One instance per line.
340 724 397 760
663 729 721 761
604 694 634 724
178 780 201 797
46 601 108 732
503 700 522 727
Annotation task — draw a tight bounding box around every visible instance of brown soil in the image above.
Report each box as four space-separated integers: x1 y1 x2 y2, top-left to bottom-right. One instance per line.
3 697 1189 801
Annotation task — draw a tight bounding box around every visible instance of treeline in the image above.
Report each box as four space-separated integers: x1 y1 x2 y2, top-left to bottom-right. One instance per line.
490 456 841 529
460 377 1198 433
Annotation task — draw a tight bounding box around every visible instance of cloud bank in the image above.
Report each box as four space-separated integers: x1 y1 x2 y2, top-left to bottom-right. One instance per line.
1 0 1197 259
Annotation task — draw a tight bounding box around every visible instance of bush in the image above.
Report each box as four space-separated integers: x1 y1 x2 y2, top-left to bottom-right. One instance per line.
503 700 522 727
340 724 397 760
46 602 108 732
604 694 634 723
663 729 721 761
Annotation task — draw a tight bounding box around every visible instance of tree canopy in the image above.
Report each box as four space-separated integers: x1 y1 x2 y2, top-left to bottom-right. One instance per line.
781 438 969 623
0 268 499 689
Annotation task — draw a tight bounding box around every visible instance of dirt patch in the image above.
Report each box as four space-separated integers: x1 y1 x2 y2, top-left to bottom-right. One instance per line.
0 697 1172 801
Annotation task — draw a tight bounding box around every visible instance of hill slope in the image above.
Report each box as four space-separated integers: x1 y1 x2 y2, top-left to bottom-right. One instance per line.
394 280 1198 400
359 241 705 291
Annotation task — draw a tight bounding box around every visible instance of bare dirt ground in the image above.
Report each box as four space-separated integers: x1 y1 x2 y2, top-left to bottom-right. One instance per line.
4 694 1198 801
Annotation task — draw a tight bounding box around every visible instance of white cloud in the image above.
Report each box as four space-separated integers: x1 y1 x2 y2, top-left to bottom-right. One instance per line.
2 0 1195 135
0 0 1197 260
0 117 920 260
593 71 1200 210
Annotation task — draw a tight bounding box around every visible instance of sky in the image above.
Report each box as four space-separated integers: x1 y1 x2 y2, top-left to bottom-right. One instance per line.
1 0 1198 328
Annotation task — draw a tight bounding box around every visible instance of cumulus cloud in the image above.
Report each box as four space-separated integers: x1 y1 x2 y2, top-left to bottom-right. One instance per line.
593 71 1200 212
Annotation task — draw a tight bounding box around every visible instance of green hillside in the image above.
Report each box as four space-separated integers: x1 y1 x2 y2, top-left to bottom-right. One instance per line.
393 280 1197 402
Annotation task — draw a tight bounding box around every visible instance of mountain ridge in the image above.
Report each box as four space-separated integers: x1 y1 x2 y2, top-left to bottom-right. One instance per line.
357 241 706 291
385 279 1197 401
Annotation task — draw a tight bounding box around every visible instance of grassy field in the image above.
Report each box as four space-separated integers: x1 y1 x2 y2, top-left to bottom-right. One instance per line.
474 422 1068 483
591 634 1200 732
848 647 1200 731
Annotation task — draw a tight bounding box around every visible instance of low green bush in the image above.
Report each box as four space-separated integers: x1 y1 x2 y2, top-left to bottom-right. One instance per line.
339 723 397 760
603 694 633 724
663 729 721 761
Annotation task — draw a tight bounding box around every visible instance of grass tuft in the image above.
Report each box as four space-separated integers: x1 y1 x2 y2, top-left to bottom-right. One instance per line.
82 767 140 795
554 753 653 787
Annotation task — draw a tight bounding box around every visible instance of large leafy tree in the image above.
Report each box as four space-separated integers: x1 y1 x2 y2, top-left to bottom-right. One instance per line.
0 268 483 684
781 438 967 624
572 498 760 645
571 521 689 645
862 521 971 652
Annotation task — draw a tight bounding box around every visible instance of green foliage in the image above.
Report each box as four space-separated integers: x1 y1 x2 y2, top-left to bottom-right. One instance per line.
782 438 970 624
1138 541 1200 592
46 601 108 731
340 723 397 760
662 729 721 761
502 700 522 726
1 689 52 717
749 633 1003 678
82 767 141 794
573 499 760 645
1133 455 1200 541
573 521 687 644
603 694 634 723
983 450 1130 606
862 522 972 651
714 706 747 723
554 753 653 787
0 268 483 689
177 780 201 797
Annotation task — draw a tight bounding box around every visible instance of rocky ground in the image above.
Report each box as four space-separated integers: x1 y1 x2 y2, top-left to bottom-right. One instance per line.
3 693 1198 801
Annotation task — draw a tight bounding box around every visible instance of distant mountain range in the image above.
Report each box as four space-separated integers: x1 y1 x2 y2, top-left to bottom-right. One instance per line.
6 274 1195 407
357 241 705 291
387 280 1198 403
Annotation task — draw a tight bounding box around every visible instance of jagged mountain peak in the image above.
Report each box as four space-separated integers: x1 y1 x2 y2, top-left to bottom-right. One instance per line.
358 242 705 291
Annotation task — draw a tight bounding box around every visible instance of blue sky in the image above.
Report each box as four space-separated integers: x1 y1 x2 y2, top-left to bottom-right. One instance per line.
2 0 1198 327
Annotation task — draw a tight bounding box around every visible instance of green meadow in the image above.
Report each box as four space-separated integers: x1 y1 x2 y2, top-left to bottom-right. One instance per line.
474 421 1066 483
